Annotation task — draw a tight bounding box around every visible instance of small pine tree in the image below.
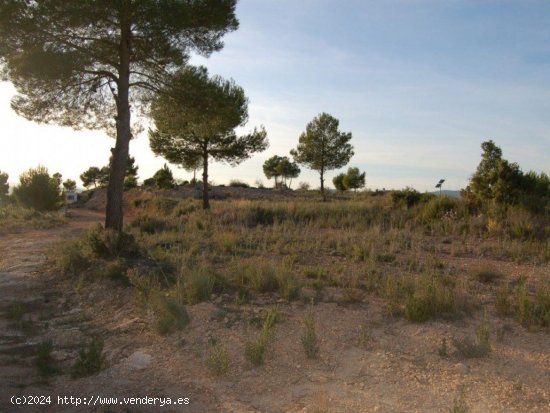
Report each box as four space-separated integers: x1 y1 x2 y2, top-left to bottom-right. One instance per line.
0 170 9 197
153 164 176 189
80 167 102 189
63 179 77 192
291 113 354 200
343 167 366 191
333 173 346 191
13 166 63 211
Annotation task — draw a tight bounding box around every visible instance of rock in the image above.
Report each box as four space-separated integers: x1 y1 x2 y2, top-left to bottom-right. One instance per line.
125 351 152 370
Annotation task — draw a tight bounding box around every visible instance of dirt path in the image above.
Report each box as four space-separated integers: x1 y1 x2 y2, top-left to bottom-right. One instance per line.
1 209 549 412
0 210 213 412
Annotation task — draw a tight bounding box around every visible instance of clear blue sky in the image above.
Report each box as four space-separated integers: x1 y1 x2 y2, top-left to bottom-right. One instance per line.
1 0 549 191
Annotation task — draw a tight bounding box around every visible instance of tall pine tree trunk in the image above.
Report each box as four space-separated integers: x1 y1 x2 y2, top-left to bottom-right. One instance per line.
105 16 131 231
320 169 326 201
202 151 210 209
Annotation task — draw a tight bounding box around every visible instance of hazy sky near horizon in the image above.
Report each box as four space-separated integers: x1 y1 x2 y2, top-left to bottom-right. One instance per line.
1 0 550 191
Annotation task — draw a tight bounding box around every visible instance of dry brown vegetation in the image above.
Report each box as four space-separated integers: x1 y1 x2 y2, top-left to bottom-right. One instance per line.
1 191 549 412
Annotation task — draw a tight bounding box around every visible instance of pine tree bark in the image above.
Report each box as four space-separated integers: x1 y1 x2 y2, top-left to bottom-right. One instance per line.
105 15 131 231
320 168 326 201
202 151 210 209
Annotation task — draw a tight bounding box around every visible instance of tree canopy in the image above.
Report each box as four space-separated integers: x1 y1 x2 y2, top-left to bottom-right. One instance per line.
333 167 366 192
263 155 300 188
0 0 238 230
63 179 77 192
0 171 9 196
291 113 354 200
80 167 102 189
332 173 346 191
149 66 268 209
152 164 176 190
80 156 138 189
263 156 284 186
12 166 63 211
465 140 550 213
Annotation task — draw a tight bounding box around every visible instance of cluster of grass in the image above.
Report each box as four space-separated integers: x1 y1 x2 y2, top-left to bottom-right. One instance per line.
496 280 550 329
244 307 280 366
48 192 549 340
71 337 105 378
151 293 190 335
472 268 503 284
206 341 230 376
0 204 66 233
131 197 547 314
452 317 491 358
449 388 470 413
4 301 34 331
357 324 371 350
35 340 61 377
301 306 319 359
49 224 141 280
236 258 301 300
404 276 471 322
382 272 473 322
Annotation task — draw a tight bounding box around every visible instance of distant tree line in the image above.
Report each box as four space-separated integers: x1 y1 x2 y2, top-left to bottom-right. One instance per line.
0 166 77 211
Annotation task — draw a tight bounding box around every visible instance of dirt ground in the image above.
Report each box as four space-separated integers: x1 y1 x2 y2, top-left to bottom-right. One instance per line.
0 208 549 413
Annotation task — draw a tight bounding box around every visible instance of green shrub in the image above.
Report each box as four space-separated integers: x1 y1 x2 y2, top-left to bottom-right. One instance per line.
391 187 423 209
12 166 63 211
71 337 105 377
244 307 279 366
495 286 514 317
473 268 503 284
452 318 491 358
229 179 250 188
173 199 200 216
262 307 281 330
301 307 319 359
126 267 162 306
152 164 176 189
422 196 463 221
182 268 215 304
515 282 550 328
358 324 371 350
84 224 140 258
149 197 180 214
245 333 269 366
101 259 129 284
5 301 27 321
130 214 167 234
0 204 65 232
449 389 470 413
49 240 89 276
244 205 278 226
404 275 467 322
276 261 301 300
206 343 230 375
495 281 550 328
35 340 60 377
241 260 279 293
152 294 190 335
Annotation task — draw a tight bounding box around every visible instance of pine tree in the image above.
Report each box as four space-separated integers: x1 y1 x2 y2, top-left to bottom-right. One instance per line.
0 0 238 230
291 113 354 200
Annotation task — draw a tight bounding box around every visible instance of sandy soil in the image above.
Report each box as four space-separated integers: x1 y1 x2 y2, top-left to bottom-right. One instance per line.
0 208 549 413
